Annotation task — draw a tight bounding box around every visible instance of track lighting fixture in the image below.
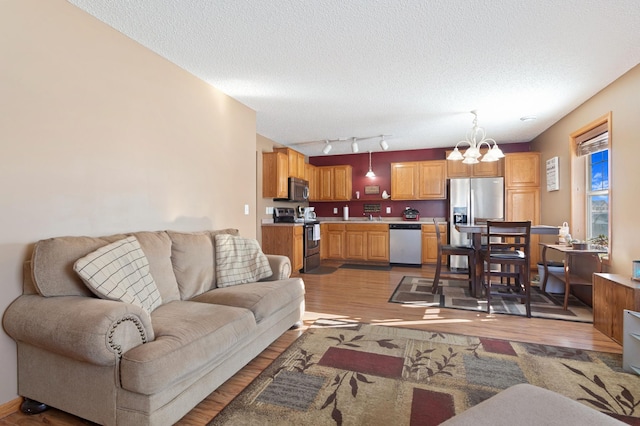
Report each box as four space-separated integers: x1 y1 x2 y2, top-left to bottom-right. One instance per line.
322 140 332 154
351 137 359 153
379 137 389 151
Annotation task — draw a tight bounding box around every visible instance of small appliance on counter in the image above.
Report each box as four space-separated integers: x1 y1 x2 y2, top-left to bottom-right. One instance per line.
402 207 420 221
273 207 296 223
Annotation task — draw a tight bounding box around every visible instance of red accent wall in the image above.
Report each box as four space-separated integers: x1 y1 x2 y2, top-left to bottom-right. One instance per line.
309 143 530 219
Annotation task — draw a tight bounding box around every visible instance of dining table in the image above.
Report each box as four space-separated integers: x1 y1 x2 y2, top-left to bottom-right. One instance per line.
454 224 560 297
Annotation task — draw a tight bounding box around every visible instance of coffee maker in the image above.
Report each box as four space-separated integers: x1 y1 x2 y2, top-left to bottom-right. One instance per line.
302 207 316 222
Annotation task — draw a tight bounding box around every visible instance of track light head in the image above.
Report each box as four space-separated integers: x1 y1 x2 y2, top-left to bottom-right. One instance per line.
351 138 359 153
380 137 389 151
322 140 332 154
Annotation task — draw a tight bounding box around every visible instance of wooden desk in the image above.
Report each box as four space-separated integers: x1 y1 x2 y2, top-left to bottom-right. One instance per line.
455 225 559 297
593 273 640 344
540 244 606 310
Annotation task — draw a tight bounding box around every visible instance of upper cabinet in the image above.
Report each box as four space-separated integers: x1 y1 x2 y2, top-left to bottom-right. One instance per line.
505 152 540 187
445 150 504 178
273 147 305 179
304 163 319 201
317 165 352 201
390 160 447 200
262 151 288 199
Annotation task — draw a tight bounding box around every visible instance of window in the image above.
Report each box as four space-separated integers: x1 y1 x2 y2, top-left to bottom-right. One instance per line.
586 147 608 240
570 113 612 262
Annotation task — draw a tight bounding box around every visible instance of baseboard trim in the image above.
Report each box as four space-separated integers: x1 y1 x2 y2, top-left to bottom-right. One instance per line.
0 397 22 419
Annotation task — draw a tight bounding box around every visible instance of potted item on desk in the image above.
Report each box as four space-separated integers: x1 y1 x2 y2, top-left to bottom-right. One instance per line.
570 239 589 250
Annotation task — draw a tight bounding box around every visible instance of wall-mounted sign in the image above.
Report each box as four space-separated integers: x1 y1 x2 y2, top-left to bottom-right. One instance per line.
364 185 380 195
546 156 559 191
363 204 381 213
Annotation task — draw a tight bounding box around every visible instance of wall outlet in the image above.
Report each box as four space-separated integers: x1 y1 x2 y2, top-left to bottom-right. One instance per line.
244 204 249 215
333 208 338 214
386 207 391 214
266 207 274 215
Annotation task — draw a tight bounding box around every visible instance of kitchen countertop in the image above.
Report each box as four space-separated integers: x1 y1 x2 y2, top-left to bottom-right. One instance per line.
262 217 447 225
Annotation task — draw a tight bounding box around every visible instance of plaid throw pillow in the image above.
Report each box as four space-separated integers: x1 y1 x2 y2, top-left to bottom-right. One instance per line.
214 234 272 287
74 236 162 314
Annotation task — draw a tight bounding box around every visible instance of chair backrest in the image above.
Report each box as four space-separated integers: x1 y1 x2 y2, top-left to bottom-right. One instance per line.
486 221 531 259
433 218 443 255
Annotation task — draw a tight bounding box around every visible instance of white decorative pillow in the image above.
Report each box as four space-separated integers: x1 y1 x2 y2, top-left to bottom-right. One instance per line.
214 234 273 287
74 236 162 314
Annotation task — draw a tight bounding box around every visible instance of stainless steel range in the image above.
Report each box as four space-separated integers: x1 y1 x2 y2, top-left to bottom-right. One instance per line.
272 207 321 272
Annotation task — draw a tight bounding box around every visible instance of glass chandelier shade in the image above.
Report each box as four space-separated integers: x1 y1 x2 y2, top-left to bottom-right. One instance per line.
447 111 504 164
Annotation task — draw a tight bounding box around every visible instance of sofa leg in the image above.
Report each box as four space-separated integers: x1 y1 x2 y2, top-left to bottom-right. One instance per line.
21 398 49 415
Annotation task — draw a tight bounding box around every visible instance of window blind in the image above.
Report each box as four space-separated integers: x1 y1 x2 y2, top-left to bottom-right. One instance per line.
575 122 608 156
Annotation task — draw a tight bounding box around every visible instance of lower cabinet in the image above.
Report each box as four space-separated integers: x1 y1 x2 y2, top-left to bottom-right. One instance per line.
322 223 389 262
421 223 447 264
261 225 304 272
593 273 640 345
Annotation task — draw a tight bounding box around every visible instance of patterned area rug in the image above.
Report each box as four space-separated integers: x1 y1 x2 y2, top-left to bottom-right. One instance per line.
389 276 593 323
209 321 639 425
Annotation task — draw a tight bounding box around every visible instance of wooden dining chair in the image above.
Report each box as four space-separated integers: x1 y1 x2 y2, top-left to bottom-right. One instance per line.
432 219 476 295
481 221 532 317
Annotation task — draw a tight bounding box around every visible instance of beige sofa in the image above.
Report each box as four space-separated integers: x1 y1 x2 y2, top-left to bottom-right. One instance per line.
3 229 305 426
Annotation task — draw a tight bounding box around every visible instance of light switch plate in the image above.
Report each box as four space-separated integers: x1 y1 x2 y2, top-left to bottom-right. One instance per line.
266 207 274 214
386 207 391 214
244 204 249 215
333 208 338 214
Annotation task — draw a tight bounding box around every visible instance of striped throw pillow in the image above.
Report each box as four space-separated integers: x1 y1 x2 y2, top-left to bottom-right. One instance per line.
214 234 272 287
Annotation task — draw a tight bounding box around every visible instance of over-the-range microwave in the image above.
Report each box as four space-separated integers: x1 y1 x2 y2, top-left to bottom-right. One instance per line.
274 177 309 202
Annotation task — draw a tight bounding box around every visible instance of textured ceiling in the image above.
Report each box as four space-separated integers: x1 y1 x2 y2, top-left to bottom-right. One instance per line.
67 0 640 156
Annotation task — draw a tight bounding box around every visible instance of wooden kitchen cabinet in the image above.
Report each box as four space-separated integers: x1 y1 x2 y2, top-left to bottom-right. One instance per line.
505 152 541 269
273 147 305 179
261 224 303 271
345 226 367 260
391 160 446 200
445 150 504 178
317 165 352 201
421 223 447 264
324 223 345 259
305 163 319 201
262 151 288 199
593 273 640 344
391 162 419 200
505 152 540 187
322 223 389 262
418 160 447 199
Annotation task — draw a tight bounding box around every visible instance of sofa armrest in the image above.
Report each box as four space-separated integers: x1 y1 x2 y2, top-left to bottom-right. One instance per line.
262 254 292 281
3 295 154 366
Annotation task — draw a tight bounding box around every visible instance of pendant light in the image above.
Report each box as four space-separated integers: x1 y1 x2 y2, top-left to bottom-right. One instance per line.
365 151 376 178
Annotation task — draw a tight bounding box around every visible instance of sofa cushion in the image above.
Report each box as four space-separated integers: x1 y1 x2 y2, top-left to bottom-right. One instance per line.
191 278 305 323
74 236 162 314
166 231 215 300
32 235 124 297
214 235 272 287
119 300 256 395
125 231 180 303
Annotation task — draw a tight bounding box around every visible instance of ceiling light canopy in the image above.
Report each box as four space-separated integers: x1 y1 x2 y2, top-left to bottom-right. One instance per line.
447 110 504 164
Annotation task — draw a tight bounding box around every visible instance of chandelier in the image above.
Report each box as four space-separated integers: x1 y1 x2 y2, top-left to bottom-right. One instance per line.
447 110 504 164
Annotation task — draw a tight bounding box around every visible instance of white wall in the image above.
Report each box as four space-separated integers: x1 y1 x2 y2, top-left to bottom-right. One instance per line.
0 0 257 404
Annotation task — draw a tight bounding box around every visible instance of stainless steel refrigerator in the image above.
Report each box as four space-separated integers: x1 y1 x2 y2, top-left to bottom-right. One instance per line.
449 177 505 269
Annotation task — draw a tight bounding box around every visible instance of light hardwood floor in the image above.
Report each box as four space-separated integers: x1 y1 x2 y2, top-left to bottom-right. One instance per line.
0 262 621 425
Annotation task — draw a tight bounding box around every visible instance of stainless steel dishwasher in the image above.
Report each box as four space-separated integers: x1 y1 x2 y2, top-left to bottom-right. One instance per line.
389 223 422 266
